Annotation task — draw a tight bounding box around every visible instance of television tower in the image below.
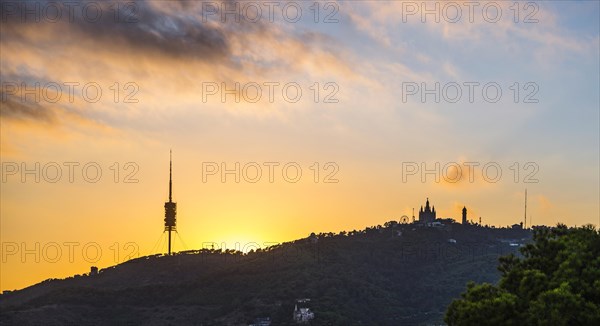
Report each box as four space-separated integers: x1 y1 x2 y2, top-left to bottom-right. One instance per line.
164 150 177 255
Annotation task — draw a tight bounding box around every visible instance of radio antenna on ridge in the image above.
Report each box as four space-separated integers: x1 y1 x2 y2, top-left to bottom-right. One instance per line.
524 189 527 229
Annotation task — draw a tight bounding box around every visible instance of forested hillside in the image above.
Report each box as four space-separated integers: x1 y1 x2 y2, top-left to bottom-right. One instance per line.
1 221 530 325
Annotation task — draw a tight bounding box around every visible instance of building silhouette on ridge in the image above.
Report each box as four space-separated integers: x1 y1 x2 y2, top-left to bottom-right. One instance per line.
418 198 436 223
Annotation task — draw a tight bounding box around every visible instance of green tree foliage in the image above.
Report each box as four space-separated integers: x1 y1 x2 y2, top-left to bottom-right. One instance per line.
445 224 600 326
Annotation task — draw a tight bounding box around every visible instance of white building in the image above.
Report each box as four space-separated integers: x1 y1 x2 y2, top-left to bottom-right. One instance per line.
293 304 314 323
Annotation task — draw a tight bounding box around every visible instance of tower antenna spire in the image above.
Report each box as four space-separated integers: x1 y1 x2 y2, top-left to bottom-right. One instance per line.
524 189 527 229
169 149 172 202
164 150 177 255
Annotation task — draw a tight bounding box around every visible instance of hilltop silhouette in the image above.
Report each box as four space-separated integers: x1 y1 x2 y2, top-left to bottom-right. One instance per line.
0 220 531 325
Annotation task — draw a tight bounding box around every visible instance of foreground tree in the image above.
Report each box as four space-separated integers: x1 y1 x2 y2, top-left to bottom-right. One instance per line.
445 224 600 325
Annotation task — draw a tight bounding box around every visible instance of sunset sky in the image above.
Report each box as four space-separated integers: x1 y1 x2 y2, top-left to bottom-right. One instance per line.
1 0 598 291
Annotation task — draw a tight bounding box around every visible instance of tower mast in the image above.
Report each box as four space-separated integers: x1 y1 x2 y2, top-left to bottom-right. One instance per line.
164 150 177 255
524 189 527 229
169 150 172 202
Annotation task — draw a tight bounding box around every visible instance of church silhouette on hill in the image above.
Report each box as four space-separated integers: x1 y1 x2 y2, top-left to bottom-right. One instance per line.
417 198 469 225
419 198 437 223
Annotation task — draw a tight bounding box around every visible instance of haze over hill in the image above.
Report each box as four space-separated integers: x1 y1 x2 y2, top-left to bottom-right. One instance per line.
1 221 531 325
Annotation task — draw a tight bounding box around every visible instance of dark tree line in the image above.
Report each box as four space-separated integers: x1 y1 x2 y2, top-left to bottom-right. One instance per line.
446 224 600 325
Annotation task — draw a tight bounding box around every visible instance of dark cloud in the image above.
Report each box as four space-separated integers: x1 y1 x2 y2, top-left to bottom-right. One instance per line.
0 0 283 127
0 0 233 60
0 94 57 124
0 70 57 123
0 0 349 127
0 72 89 125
